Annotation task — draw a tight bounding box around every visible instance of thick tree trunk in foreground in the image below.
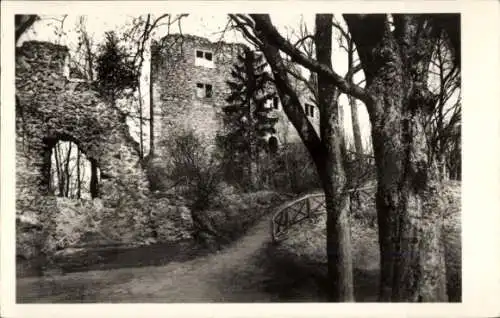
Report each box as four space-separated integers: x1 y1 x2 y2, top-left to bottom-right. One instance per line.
245 13 355 301
370 103 447 301
372 119 447 301
319 162 354 301
316 14 355 301
345 14 448 301
15 15 38 43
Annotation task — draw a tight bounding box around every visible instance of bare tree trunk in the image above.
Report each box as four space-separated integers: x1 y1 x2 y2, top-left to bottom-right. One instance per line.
64 142 72 197
321 170 354 301
249 139 258 189
76 148 81 199
372 115 447 301
54 143 64 196
344 14 449 302
149 65 155 158
346 39 363 156
83 34 94 81
246 13 355 301
316 14 354 301
138 83 144 159
349 96 363 155
90 158 99 199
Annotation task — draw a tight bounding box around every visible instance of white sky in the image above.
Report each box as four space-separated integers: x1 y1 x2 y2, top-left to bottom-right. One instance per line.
18 13 372 151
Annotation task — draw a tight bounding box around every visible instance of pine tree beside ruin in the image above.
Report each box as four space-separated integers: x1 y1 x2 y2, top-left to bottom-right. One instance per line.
219 47 278 188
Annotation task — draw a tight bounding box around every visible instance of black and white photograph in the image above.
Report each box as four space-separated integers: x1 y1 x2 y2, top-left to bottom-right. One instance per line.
2 1 500 317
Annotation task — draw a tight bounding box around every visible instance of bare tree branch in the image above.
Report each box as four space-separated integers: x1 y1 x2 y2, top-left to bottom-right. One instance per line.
293 35 314 49
248 14 371 105
15 15 39 43
229 14 263 47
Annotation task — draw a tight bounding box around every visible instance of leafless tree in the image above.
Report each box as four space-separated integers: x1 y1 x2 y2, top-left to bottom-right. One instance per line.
230 13 460 302
231 14 355 301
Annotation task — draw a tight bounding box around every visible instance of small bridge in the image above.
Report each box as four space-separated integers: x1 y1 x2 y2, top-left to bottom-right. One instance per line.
270 186 376 242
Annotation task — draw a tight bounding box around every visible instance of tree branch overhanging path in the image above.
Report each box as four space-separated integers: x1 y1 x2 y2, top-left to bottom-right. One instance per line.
230 13 461 302
248 14 371 106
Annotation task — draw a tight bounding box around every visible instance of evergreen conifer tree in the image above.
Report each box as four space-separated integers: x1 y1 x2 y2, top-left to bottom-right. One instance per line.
219 48 278 188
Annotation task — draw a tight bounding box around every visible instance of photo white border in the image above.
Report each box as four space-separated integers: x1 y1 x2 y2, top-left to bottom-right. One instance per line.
2 1 500 317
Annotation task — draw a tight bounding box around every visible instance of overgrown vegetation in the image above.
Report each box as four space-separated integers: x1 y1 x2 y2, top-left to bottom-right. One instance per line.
151 129 289 249
95 31 138 103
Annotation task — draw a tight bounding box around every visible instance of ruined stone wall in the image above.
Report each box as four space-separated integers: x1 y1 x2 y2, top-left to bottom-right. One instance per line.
151 34 248 153
16 41 152 254
151 34 319 153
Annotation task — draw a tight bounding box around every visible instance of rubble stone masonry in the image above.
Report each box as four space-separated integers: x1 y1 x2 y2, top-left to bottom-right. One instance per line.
16 41 151 254
151 34 320 154
151 34 247 153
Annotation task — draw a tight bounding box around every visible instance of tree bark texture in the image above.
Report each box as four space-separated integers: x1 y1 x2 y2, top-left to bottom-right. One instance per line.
344 14 448 301
315 14 355 302
90 158 99 199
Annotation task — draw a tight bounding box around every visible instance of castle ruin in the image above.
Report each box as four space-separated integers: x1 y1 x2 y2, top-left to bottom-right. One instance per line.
150 34 320 155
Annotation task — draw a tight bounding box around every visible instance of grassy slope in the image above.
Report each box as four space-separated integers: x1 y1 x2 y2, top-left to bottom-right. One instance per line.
270 180 461 302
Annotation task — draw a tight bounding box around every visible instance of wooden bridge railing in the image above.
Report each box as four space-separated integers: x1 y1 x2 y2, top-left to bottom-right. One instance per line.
271 193 326 242
271 186 376 242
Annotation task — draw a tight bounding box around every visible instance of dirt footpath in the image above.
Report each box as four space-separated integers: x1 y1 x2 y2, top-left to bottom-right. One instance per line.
17 216 294 303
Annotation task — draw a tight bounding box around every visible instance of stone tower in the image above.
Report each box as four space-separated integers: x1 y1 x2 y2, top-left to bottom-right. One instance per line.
151 34 248 154
150 34 320 154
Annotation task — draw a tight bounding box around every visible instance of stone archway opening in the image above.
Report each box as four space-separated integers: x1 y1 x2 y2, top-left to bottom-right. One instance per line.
48 139 101 199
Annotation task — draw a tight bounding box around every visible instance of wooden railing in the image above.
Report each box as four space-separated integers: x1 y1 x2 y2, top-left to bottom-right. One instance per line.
271 192 326 242
270 186 376 242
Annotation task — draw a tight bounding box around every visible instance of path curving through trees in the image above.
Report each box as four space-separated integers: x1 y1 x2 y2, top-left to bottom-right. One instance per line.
17 213 324 303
